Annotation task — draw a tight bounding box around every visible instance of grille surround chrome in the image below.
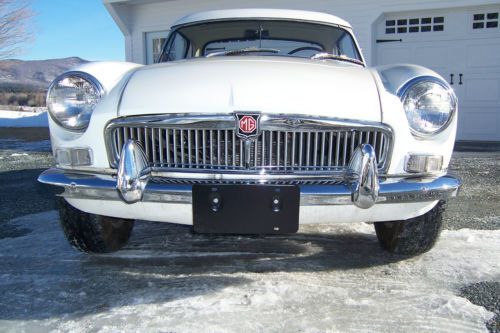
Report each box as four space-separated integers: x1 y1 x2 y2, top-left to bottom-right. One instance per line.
105 113 393 175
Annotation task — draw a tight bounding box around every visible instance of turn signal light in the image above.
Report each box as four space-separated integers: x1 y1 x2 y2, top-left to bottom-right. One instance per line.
55 148 93 166
405 154 443 173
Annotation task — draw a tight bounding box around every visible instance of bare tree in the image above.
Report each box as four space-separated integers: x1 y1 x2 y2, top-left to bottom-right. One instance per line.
0 0 35 59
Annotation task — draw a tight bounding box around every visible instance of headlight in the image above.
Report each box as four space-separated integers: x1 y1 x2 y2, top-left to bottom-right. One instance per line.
47 72 103 131
399 77 456 137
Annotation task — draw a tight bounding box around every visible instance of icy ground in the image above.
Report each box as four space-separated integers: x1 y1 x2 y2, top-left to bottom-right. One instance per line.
0 110 48 127
0 211 498 332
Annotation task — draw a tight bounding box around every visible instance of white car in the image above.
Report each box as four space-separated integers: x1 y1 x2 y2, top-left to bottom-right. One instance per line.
39 9 461 256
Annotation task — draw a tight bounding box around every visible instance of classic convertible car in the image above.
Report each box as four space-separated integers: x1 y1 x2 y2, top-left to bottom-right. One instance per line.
39 9 461 256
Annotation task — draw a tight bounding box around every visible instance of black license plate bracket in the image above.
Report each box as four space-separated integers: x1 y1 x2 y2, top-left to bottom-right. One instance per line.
192 185 300 234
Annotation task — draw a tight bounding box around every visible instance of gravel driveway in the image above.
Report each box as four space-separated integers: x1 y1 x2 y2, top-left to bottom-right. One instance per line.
0 128 498 332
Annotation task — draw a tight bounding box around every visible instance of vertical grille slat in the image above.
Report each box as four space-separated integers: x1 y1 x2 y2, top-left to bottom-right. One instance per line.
144 128 150 161
261 132 266 166
194 129 198 167
328 132 333 167
351 131 356 156
335 132 340 166
277 131 281 168
343 131 349 166
232 131 236 167
306 132 311 167
268 131 273 166
224 130 228 167
116 129 123 153
320 132 325 168
209 130 214 167
152 127 157 164
124 127 129 143
111 123 391 172
299 132 304 167
284 131 288 169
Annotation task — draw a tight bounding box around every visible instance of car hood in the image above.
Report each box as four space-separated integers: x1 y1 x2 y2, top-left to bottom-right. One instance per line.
118 57 381 122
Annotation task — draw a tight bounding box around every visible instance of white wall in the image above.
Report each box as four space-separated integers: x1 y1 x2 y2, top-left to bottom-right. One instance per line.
109 0 500 65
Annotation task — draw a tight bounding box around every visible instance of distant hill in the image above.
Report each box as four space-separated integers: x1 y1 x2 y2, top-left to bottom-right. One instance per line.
0 57 89 91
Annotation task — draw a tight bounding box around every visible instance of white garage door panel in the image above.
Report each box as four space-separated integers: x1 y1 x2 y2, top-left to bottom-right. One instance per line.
378 47 412 64
466 42 500 68
415 46 449 71
461 111 498 136
376 6 500 141
464 79 498 101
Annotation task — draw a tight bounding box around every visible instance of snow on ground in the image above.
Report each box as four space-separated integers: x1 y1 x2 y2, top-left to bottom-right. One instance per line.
0 211 498 332
0 110 48 127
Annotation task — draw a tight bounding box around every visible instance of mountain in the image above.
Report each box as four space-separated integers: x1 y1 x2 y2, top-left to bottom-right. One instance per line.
0 57 89 91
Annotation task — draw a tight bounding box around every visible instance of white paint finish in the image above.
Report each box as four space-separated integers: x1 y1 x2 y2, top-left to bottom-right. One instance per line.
45 9 459 227
119 57 381 122
47 58 457 174
71 61 142 93
47 62 142 167
375 4 500 141
65 197 438 224
171 8 352 28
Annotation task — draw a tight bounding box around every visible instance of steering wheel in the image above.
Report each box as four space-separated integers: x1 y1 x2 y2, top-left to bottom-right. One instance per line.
288 46 323 55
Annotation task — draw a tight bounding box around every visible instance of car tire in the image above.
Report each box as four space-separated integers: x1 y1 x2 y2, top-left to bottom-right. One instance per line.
374 200 446 256
57 197 134 254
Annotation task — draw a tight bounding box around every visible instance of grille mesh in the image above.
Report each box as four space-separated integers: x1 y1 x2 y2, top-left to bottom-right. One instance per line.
110 126 390 172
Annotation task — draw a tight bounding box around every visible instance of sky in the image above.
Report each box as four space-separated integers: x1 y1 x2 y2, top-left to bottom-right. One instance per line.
17 0 124 61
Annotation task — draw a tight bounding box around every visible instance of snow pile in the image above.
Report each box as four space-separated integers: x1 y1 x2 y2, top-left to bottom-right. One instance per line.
0 110 48 127
0 211 498 332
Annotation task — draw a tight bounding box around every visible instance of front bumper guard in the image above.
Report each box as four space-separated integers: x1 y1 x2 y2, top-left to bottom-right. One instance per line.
38 140 461 207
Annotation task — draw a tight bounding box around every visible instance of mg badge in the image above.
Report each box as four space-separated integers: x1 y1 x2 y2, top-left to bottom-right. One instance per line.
235 112 261 139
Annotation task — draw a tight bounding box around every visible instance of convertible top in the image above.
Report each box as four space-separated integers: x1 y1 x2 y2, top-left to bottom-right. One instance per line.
171 8 352 29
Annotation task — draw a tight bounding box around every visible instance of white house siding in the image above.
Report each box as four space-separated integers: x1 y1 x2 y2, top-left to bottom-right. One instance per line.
105 0 500 141
107 0 498 64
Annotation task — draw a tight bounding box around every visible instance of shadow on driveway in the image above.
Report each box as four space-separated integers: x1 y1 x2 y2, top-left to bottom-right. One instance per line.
0 211 408 321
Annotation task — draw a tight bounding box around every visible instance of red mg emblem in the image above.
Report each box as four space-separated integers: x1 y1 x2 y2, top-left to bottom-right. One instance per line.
239 116 256 133
235 112 261 139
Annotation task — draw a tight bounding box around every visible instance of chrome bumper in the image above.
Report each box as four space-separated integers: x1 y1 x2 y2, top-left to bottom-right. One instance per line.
38 141 461 207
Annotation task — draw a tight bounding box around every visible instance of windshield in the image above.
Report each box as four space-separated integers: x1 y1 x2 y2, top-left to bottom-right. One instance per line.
158 20 362 63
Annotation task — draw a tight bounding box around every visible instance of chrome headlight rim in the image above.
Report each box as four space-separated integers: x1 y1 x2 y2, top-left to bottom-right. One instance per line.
397 76 457 138
46 71 105 132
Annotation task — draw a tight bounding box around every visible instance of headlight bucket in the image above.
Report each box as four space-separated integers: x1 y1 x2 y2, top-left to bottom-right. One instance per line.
398 76 457 137
46 71 104 131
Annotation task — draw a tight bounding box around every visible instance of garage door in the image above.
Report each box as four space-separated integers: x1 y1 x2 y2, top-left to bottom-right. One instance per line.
375 5 500 141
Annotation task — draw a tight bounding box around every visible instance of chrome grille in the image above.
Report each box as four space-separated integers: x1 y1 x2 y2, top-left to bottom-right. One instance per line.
106 114 392 173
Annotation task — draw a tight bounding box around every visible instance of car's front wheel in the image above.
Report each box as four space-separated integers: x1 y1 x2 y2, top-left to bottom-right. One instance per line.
57 197 134 254
374 201 446 256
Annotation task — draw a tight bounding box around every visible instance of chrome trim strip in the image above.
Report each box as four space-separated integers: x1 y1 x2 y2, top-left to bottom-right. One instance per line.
38 168 461 206
104 113 394 171
54 166 447 180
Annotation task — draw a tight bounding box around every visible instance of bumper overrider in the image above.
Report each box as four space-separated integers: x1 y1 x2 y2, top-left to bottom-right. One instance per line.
39 140 461 209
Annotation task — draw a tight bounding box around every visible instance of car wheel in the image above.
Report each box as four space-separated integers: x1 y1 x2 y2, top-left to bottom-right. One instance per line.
57 197 134 254
374 200 446 256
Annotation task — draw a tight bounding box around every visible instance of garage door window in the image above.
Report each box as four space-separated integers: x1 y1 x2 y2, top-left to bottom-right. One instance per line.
385 16 444 34
472 12 499 29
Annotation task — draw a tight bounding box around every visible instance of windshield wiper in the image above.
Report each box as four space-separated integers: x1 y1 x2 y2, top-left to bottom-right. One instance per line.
310 53 364 66
206 47 280 57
